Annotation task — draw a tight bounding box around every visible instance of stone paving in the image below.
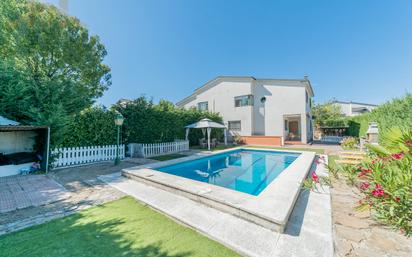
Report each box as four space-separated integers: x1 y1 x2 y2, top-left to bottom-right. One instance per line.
0 159 152 235
100 155 334 257
0 175 69 214
331 177 412 257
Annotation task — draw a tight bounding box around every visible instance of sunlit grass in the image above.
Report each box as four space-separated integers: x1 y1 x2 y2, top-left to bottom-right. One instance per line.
0 197 240 257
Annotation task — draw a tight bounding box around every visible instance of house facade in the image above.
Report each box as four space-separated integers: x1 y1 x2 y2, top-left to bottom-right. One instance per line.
332 100 377 117
176 76 314 145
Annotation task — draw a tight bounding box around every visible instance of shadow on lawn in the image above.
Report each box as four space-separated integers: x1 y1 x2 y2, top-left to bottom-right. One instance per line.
0 210 193 257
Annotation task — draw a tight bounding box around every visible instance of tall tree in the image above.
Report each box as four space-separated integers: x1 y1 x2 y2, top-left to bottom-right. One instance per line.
0 0 111 145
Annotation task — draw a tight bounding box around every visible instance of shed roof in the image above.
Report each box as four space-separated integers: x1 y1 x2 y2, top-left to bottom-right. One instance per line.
0 125 49 132
0 116 20 126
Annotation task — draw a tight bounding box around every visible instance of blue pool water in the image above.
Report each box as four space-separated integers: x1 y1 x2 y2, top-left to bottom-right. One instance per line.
156 149 299 196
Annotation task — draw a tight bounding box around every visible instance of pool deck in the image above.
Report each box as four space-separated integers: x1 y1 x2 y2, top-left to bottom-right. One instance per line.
99 154 333 257
122 147 315 232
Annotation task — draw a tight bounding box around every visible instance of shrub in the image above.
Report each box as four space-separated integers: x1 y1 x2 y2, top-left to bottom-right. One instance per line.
355 128 412 236
341 137 358 150
113 97 223 146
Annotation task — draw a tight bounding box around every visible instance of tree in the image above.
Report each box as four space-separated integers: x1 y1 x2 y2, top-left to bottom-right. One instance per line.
311 101 346 127
0 0 111 145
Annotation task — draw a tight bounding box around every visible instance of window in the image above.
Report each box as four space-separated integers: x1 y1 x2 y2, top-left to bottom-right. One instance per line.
284 120 288 130
197 101 208 111
228 121 241 131
305 91 309 103
234 95 253 107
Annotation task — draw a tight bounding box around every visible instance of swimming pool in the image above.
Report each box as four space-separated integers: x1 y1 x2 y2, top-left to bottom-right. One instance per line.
155 149 299 196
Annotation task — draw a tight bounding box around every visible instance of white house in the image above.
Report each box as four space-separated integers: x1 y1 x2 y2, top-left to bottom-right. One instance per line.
332 100 377 117
176 76 314 145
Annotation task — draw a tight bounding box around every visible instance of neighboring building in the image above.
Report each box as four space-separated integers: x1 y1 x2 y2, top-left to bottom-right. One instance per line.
176 76 314 145
332 100 377 117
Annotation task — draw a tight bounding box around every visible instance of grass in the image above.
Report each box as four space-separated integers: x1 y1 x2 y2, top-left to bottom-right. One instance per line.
0 197 240 257
149 153 187 161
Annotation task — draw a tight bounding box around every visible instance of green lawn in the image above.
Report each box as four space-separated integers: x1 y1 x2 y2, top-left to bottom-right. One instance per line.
0 197 240 257
149 153 187 161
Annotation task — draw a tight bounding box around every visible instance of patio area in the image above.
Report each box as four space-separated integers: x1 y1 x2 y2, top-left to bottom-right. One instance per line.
0 175 68 214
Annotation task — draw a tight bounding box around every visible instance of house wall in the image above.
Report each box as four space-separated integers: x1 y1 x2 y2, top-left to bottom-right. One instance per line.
181 78 313 143
0 131 37 154
334 102 377 117
258 83 308 141
182 81 254 136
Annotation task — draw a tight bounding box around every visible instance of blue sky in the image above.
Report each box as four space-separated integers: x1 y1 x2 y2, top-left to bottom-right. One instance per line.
44 0 412 106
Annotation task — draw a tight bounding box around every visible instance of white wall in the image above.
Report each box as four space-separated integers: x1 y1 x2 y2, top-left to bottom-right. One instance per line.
181 79 312 142
334 102 377 117
0 131 37 154
259 84 307 137
183 81 254 136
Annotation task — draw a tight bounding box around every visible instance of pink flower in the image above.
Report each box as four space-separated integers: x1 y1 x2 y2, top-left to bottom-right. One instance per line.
360 182 370 191
391 152 404 160
312 172 319 183
358 168 372 177
314 159 321 165
372 184 385 197
405 140 412 147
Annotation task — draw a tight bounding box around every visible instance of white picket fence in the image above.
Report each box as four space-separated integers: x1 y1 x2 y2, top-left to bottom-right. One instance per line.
52 145 125 168
129 140 189 158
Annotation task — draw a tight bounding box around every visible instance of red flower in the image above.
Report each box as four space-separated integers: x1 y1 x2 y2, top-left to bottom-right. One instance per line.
358 168 372 177
312 172 319 183
391 152 404 160
395 197 401 203
360 182 370 190
372 184 385 197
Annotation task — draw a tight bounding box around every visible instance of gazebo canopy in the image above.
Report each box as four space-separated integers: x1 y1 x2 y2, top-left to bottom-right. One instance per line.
185 118 227 150
185 118 226 129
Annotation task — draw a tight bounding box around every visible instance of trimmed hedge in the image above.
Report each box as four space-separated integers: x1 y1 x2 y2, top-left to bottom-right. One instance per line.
113 98 223 145
346 94 412 138
60 97 223 147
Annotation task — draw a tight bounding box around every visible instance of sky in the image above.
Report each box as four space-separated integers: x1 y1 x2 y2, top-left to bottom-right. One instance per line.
43 0 412 106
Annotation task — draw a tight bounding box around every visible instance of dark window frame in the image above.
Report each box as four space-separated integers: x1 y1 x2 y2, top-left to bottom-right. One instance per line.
197 101 208 111
234 95 253 107
228 120 241 131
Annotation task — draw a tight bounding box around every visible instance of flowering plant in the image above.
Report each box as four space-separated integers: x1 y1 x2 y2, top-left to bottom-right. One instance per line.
356 128 412 236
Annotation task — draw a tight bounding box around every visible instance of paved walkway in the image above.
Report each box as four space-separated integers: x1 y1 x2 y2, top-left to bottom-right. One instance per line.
0 175 69 214
332 179 412 257
0 159 153 235
99 155 333 257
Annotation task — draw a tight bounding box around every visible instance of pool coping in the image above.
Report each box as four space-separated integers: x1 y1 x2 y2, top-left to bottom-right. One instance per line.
122 147 316 232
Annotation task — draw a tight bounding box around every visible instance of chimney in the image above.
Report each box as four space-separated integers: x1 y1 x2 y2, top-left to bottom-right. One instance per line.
304 75 309 80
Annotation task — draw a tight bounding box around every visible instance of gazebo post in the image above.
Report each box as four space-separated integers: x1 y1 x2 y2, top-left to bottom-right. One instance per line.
224 128 227 145
185 128 190 141
207 127 211 150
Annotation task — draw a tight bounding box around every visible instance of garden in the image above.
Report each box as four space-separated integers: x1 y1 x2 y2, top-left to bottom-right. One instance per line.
308 96 412 238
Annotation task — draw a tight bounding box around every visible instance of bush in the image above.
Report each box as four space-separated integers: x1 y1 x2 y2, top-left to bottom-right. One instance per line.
345 94 412 138
61 106 117 147
356 128 412 236
58 98 224 147
113 97 223 146
341 137 358 150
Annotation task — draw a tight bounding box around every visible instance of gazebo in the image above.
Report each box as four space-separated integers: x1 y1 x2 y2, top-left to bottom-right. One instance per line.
185 118 227 150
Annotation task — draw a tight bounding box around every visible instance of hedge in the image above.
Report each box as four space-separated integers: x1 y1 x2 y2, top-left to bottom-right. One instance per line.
346 94 412 138
60 97 223 147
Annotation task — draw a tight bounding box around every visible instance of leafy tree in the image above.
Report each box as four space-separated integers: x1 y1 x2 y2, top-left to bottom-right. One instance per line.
0 0 111 145
311 101 346 127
